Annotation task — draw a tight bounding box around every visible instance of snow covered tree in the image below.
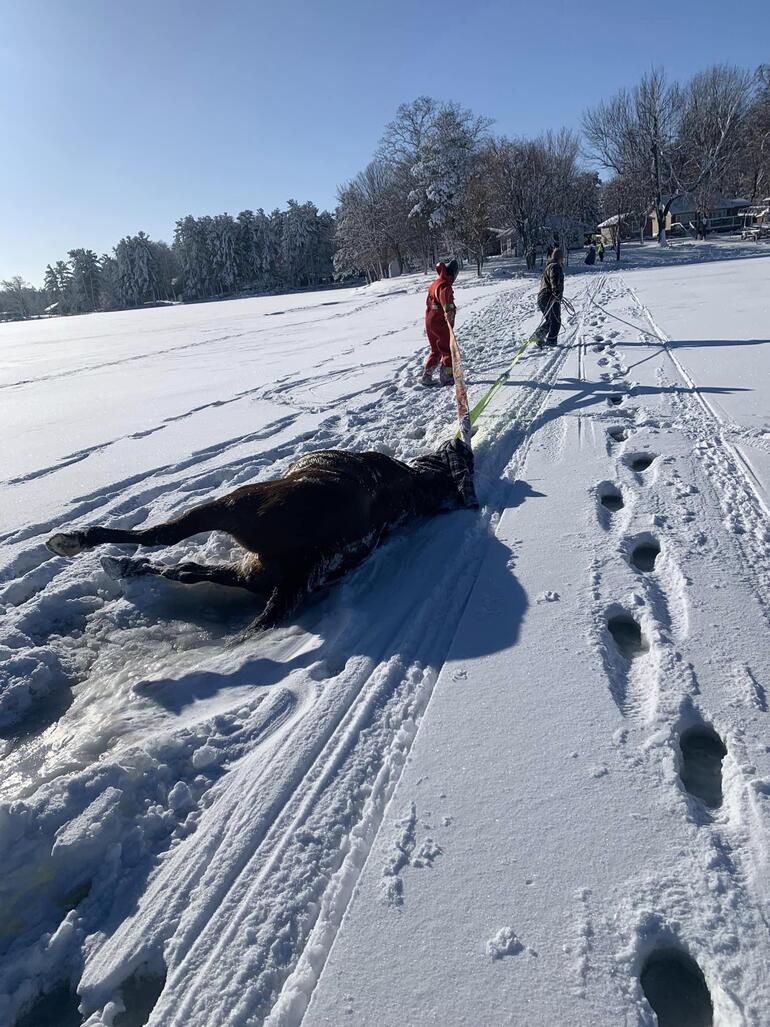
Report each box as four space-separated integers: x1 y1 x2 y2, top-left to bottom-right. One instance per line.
114 231 160 307
208 214 239 295
98 254 121 309
0 276 33 319
378 97 491 268
67 248 101 312
236 209 272 288
173 216 215 300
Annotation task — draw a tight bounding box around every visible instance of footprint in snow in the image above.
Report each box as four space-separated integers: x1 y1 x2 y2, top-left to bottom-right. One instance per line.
598 484 624 514
679 724 727 810
629 538 661 572
607 614 649 660
625 452 657 474
640 948 713 1027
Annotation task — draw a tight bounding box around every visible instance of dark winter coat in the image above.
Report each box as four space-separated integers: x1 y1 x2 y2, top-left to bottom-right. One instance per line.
537 259 564 304
585 245 596 265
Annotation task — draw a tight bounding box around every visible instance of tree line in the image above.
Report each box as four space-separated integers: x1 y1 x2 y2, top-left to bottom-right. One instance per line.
337 63 770 279
0 201 334 319
2 62 769 319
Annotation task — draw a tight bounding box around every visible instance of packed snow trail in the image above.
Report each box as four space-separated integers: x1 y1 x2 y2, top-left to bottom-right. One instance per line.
305 260 770 1027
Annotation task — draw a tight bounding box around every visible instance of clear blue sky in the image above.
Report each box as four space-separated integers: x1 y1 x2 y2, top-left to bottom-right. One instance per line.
2 0 769 284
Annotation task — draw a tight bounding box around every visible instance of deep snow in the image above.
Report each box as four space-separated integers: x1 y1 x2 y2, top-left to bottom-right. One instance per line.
1 242 769 1026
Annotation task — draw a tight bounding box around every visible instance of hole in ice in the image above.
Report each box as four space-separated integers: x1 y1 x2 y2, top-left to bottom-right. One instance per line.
630 539 660 572
0 684 75 743
599 486 624 512
679 726 727 809
607 426 629 444
607 615 649 660
113 967 166 1027
628 453 656 473
13 984 82 1027
640 948 713 1027
61 879 93 912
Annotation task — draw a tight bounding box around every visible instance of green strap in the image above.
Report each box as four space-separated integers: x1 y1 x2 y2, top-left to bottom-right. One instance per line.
467 333 537 427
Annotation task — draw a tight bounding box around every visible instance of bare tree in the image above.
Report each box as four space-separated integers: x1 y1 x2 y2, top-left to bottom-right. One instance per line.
601 175 650 259
677 65 753 236
583 68 680 245
489 130 589 262
740 65 770 201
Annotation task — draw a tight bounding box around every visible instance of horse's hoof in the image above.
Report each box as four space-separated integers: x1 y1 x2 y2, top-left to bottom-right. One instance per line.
101 555 148 580
46 532 84 557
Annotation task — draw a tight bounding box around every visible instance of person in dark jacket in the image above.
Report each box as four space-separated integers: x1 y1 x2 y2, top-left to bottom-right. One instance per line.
536 247 564 346
585 242 596 266
422 258 458 386
597 240 605 262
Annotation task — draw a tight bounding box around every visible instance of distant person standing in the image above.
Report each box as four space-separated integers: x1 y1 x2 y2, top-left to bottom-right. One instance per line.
536 247 564 346
597 239 605 262
421 259 458 387
585 242 596 266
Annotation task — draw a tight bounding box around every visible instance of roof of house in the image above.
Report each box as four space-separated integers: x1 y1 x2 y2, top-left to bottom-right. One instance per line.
663 194 750 215
597 213 629 228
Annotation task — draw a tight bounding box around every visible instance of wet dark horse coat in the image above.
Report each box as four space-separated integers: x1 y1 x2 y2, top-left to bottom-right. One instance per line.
46 440 478 632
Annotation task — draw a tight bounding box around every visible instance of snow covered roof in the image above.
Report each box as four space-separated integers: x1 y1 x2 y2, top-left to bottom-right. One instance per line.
44 301 59 313
663 194 750 214
597 213 629 228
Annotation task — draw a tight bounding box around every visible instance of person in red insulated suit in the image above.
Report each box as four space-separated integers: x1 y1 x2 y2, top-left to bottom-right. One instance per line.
421 258 458 386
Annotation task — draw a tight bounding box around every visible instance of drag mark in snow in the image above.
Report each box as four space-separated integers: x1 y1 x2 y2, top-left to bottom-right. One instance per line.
380 802 418 907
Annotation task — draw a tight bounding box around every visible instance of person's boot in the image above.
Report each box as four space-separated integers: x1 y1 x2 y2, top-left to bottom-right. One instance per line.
420 367 435 387
439 364 454 387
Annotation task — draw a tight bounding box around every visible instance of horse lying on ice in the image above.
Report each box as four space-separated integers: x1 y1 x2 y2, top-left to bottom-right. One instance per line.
46 440 478 633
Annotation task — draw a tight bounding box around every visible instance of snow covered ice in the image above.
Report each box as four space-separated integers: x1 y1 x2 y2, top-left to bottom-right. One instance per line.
1 242 770 1025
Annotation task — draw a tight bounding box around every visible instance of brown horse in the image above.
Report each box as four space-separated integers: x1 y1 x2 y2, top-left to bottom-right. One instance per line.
46 441 477 633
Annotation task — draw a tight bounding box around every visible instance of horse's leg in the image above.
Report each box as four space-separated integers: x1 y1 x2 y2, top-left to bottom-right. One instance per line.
239 551 330 635
47 503 220 558
101 555 269 596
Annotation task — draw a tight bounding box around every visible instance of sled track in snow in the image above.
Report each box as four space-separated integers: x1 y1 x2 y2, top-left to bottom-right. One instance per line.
626 283 770 622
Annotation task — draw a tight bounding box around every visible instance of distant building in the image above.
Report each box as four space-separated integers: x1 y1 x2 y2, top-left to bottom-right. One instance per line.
649 195 750 238
596 212 647 244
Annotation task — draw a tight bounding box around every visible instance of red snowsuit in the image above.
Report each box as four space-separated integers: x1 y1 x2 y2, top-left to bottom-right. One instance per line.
424 263 456 371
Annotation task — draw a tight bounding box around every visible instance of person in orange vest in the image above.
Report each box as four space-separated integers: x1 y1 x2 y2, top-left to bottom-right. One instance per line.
421 258 458 387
